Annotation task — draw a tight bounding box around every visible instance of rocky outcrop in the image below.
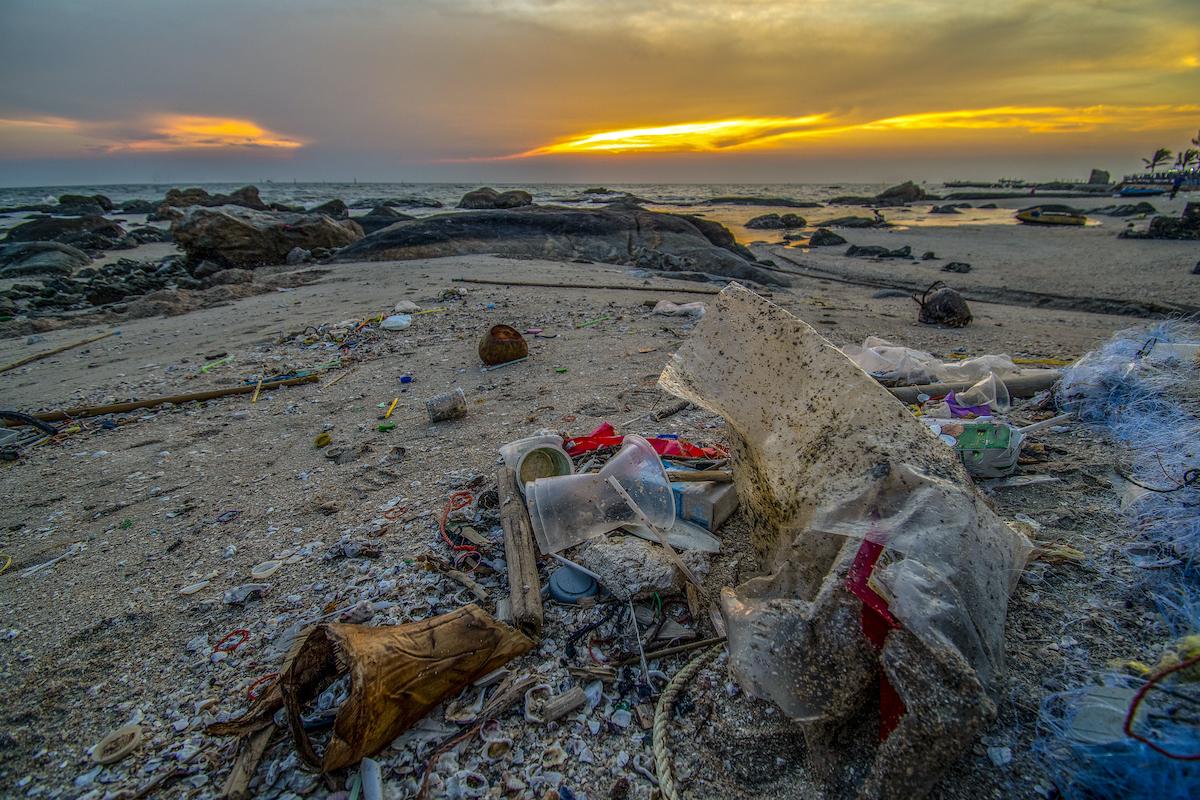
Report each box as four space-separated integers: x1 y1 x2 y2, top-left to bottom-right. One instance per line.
1120 203 1200 241
745 213 806 229
160 185 268 213
807 228 846 246
334 206 785 286
0 242 91 277
702 196 821 208
171 206 363 268
119 199 158 214
673 214 757 263
457 187 534 210
350 196 444 209
4 215 130 250
308 199 349 219
875 181 926 205
59 193 113 211
823 216 885 228
355 206 416 235
846 244 912 259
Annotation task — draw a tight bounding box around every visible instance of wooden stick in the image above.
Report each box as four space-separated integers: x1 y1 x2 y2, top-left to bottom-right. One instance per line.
653 400 691 420
542 686 587 722
668 470 733 483
10 374 319 425
0 331 115 375
498 466 544 639
887 370 1060 404
220 725 275 800
454 277 720 295
614 636 727 667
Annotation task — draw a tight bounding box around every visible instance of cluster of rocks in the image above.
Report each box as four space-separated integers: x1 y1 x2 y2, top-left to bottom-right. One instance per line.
1119 203 1200 241
171 206 363 269
349 196 444 210
806 228 847 246
456 187 534 210
2 214 164 252
354 206 416 235
829 181 932 207
745 213 806 230
846 244 913 259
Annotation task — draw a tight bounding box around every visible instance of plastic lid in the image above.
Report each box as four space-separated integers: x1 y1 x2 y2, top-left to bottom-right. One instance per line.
548 566 598 603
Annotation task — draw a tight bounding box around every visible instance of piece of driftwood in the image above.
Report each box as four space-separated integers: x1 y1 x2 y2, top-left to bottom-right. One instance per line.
11 374 319 424
614 636 727 667
454 277 720 295
668 470 733 483
542 686 587 722
653 400 691 420
0 330 115 375
887 370 1059 404
499 466 544 638
220 725 275 800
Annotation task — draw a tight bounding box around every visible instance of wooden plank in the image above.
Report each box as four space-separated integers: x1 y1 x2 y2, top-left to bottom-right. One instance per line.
498 466 544 639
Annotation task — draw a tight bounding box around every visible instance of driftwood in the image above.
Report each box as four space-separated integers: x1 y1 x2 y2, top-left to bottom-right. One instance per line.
220 725 275 800
542 686 587 722
7 374 319 425
499 466 544 638
887 369 1059 404
0 330 115 374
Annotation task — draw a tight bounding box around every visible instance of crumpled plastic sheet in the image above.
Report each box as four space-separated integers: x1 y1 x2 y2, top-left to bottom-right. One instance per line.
842 335 1020 386
659 284 1030 713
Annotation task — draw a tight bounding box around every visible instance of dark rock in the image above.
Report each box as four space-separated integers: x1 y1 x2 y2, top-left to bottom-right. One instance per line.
823 216 885 228
930 204 962 214
172 206 364 268
86 282 129 305
872 289 911 299
208 268 253 285
1088 169 1111 185
4 215 128 250
827 195 876 205
921 251 936 260
845 244 912 259
942 261 972 273
746 214 786 230
191 260 224 279
270 202 305 212
59 193 113 211
1118 203 1200 241
127 226 172 244
1093 202 1157 217
917 283 972 327
159 185 268 214
308 199 349 219
807 228 847 247
875 181 926 205
285 247 311 265
583 187 613 194
1192 261 1200 275
350 196 443 209
0 242 91 277
674 214 756 262
336 205 785 286
702 196 821 208
457 187 533 210
119 199 158 214
355 205 416 235
978 203 998 209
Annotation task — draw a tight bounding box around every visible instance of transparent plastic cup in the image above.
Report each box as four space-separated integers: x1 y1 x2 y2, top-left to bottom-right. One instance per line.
525 435 674 554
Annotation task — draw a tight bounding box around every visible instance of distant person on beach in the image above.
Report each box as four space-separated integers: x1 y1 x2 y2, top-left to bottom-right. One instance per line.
1171 174 1184 199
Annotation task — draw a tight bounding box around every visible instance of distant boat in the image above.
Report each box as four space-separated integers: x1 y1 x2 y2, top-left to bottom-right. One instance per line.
1016 206 1087 226
1118 185 1167 197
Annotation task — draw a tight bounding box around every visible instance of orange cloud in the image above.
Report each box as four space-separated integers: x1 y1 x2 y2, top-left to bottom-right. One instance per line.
509 104 1200 157
0 113 305 154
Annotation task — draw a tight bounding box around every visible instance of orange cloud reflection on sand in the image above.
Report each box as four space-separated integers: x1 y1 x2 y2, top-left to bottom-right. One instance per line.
514 104 1200 157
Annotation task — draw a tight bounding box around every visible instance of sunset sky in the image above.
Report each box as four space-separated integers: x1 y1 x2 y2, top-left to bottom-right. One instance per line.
1 0 1198 185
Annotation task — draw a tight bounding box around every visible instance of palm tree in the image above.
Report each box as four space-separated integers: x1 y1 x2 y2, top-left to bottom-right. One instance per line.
1143 148 1173 173
1191 129 1200 149
1179 148 1199 172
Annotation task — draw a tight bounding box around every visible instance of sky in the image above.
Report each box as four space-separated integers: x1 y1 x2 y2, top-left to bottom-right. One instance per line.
0 0 1198 186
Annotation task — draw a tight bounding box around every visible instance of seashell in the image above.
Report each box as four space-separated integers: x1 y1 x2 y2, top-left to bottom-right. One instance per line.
523 684 552 723
481 736 512 763
541 742 567 768
179 580 209 595
445 687 486 724
446 770 489 798
251 560 283 579
478 324 529 366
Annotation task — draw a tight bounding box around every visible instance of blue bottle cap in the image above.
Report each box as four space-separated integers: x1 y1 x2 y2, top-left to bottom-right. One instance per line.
548 566 598 603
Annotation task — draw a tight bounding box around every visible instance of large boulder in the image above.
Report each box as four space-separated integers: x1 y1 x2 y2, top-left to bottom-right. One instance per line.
823 216 885 228
457 187 534 210
4 215 129 250
159 185 268 212
171 206 364 268
119 199 158 214
335 205 785 286
58 193 113 212
875 181 926 205
807 228 846 246
745 213 807 230
0 241 92 277
355 205 416 235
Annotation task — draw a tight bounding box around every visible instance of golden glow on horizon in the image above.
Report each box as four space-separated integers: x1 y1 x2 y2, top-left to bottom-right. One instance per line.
512 104 1200 158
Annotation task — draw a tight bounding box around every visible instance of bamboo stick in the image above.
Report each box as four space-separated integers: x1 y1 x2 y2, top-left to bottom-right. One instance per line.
887 370 1060 404
0 331 115 375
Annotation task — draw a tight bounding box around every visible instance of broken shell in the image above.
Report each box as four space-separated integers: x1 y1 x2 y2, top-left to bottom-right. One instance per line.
541 742 567 768
523 684 552 723
178 580 210 595
223 583 270 605
251 560 282 579
482 737 513 763
445 687 486 724
93 724 143 765
447 770 489 798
